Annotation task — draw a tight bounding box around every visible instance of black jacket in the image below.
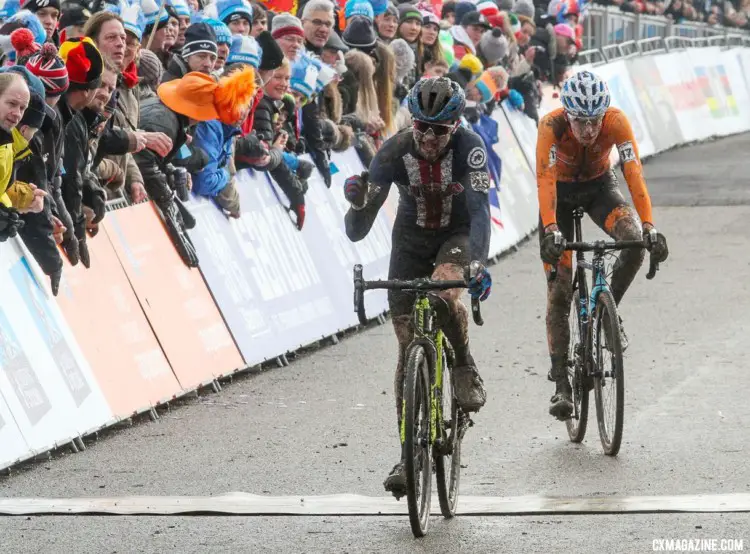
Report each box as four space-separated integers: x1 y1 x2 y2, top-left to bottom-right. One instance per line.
250 96 304 208
301 99 331 187
338 70 358 117
161 55 189 84
134 96 189 204
16 125 62 277
59 95 90 241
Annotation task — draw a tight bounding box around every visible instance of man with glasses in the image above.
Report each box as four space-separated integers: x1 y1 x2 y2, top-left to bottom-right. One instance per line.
300 0 335 55
343 77 492 498
537 71 669 421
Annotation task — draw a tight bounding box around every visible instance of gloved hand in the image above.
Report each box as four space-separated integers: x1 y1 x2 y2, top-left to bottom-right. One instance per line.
79 237 90 268
468 261 492 301
62 234 80 265
508 89 525 110
344 171 369 209
643 226 669 263
0 204 24 241
541 227 566 266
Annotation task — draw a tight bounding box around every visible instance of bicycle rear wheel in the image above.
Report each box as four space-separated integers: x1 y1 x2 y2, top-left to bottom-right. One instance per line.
566 276 589 442
404 342 433 537
435 340 461 518
593 291 625 456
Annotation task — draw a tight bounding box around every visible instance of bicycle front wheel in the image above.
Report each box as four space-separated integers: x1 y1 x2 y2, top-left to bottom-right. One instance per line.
566 276 589 442
435 340 460 518
593 291 625 456
404 342 433 537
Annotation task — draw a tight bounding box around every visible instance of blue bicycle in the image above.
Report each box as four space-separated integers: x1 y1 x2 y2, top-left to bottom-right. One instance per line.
555 207 660 456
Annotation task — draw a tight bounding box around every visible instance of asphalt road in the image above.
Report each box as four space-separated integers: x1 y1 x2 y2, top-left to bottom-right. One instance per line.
1 135 750 552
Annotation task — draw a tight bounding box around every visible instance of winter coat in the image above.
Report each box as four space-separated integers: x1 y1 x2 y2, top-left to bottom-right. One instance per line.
15 131 62 277
42 105 74 245
110 77 145 193
59 95 91 241
191 120 241 198
301 96 331 187
134 96 190 205
161 55 189 84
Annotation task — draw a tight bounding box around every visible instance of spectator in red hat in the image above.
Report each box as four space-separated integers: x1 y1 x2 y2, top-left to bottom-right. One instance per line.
57 37 104 266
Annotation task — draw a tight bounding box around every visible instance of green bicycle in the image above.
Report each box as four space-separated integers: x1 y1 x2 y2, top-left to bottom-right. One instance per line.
353 264 483 537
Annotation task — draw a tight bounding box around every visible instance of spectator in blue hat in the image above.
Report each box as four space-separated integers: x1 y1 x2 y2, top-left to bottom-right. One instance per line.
216 0 253 36
202 18 231 75
168 0 193 48
142 0 179 67
344 0 374 25
374 3 398 43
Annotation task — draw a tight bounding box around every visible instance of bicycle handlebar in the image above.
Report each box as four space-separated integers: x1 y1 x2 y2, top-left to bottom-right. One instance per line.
548 240 661 282
353 265 484 327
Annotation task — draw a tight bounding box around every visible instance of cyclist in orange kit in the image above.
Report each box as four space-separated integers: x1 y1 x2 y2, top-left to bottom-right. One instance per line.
536 71 669 421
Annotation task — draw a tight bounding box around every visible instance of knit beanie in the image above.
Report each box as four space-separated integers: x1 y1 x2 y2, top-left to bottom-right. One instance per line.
256 30 284 70
25 42 68 97
121 2 145 40
137 48 163 88
479 27 507 65
142 0 170 34
271 13 304 40
342 15 376 51
397 3 421 23
371 0 388 16
345 0 374 21
181 22 217 59
168 0 191 18
511 0 534 19
216 0 253 25
227 34 260 68
10 28 40 61
453 1 475 26
19 87 46 128
290 54 318 99
203 17 232 45
497 0 514 11
21 0 61 12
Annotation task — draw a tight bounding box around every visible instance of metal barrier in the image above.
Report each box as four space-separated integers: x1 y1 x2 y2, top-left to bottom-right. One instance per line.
582 4 750 52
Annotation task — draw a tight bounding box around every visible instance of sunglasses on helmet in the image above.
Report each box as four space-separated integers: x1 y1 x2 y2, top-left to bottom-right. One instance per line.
413 119 456 136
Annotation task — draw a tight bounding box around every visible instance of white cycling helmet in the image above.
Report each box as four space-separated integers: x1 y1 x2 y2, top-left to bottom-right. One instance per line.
560 70 611 118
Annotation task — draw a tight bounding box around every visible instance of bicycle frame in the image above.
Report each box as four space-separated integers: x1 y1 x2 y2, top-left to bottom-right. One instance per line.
399 296 445 447
571 209 610 380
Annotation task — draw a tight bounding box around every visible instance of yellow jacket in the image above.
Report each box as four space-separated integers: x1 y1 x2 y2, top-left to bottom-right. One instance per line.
0 128 33 209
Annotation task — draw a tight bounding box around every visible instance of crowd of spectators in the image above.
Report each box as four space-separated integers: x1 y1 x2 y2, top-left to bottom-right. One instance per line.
0 0 652 294
596 0 750 29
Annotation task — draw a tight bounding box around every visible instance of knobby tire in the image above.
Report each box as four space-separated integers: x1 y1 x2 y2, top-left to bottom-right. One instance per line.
404 342 433 537
435 340 460 518
566 276 589 442
593 291 625 456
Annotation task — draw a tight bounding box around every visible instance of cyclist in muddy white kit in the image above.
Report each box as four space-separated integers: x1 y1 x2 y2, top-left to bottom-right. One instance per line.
343 77 493 497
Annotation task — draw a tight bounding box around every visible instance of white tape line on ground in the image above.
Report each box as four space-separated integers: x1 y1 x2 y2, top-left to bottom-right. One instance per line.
0 493 748 516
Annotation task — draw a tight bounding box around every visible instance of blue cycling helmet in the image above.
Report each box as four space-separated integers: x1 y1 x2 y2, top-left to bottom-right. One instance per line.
560 70 611 118
408 77 466 123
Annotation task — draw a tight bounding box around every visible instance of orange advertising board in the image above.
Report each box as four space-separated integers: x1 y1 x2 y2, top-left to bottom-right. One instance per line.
55 234 180 418
103 204 244 390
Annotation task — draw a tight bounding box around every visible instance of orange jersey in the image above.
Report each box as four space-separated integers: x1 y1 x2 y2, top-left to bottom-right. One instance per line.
536 107 653 229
